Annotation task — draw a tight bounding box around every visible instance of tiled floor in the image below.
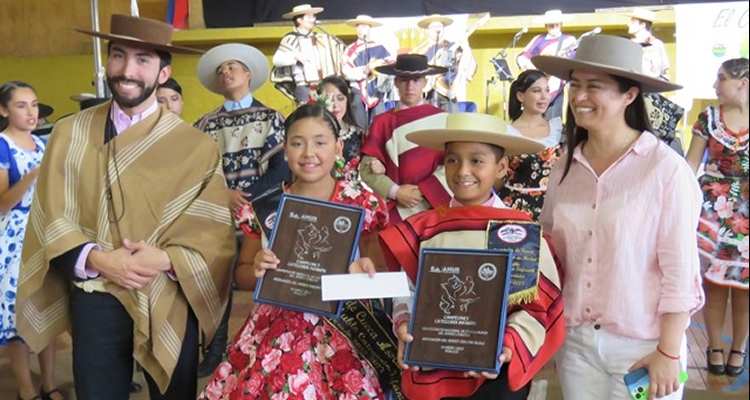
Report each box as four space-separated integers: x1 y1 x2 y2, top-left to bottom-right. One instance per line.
1 290 747 399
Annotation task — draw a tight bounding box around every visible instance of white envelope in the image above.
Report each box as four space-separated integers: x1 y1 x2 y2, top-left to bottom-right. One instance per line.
321 271 411 301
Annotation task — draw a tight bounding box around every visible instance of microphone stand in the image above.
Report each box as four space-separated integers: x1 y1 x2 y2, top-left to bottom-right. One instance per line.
489 33 521 119
429 40 440 107
362 35 370 125
484 76 496 115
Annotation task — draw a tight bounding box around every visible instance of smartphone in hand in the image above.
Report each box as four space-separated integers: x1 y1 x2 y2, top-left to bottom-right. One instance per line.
623 367 689 400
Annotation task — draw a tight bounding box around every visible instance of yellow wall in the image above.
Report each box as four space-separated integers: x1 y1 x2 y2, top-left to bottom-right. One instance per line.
0 8 715 142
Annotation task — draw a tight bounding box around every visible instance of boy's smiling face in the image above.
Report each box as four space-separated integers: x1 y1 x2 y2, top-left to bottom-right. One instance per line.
444 142 509 206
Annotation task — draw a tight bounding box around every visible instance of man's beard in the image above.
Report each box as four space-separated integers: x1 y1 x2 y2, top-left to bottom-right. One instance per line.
106 76 159 109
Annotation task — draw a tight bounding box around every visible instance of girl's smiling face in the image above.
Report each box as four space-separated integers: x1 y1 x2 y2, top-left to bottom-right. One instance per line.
284 116 343 185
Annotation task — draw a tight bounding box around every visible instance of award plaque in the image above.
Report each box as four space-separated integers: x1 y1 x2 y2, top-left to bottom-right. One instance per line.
253 194 365 317
404 248 512 373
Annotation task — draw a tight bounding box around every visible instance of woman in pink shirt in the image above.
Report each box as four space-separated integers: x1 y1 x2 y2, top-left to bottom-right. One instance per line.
535 36 704 400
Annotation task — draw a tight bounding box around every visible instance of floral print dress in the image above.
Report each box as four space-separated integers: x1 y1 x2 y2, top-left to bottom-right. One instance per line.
199 179 388 400
694 106 749 289
497 118 564 221
339 125 365 183
0 133 45 343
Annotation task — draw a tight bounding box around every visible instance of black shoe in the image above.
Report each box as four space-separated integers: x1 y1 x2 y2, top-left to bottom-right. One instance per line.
129 381 143 394
706 347 726 375
39 386 63 400
726 349 747 377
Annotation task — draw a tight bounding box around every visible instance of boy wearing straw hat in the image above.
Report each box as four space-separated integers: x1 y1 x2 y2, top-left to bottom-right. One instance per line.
379 112 564 400
343 14 394 125
16 14 236 400
517 10 577 120
271 4 346 105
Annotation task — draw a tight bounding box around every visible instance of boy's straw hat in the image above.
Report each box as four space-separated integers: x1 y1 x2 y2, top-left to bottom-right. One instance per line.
406 113 545 157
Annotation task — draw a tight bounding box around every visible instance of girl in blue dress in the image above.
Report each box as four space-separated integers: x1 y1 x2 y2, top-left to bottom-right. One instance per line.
0 81 63 400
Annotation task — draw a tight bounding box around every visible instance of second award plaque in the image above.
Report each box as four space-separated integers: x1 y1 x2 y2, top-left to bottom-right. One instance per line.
404 248 512 373
253 194 365 317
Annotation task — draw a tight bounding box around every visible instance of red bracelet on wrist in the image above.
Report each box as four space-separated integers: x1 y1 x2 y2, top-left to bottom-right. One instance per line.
657 345 680 360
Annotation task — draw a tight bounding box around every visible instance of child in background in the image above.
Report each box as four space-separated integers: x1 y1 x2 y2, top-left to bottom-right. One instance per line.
1 81 63 400
380 112 565 400
685 57 749 377
198 104 394 400
156 77 184 117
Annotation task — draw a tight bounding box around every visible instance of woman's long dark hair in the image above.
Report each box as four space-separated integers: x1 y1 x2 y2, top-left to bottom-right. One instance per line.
318 75 359 129
508 70 548 122
559 73 652 183
284 103 341 141
0 80 36 132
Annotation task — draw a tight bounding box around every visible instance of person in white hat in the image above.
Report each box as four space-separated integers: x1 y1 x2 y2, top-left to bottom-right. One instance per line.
535 35 701 400
193 43 291 377
412 14 477 109
516 9 577 120
271 4 346 105
17 14 235 400
627 8 670 81
342 14 395 126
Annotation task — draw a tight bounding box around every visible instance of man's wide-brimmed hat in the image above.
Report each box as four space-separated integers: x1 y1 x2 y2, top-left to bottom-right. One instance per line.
374 54 446 77
76 14 202 54
38 104 54 119
417 14 454 29
69 93 97 103
406 113 545 157
345 15 382 27
628 8 657 23
532 35 682 93
282 4 324 19
197 43 269 94
533 10 573 25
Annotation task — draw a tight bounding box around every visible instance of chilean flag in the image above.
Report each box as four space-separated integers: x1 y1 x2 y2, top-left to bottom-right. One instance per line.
167 0 189 29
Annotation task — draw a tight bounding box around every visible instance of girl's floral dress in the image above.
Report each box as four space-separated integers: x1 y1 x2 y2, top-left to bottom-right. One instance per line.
0 133 45 342
694 105 749 289
199 179 388 400
497 118 564 221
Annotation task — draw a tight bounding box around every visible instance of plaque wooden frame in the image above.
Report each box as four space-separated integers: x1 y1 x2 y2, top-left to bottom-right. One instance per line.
253 194 365 318
404 248 513 373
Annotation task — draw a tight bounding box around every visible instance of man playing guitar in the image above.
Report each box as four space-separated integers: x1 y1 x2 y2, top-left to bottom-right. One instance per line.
412 14 483 111
343 14 394 126
516 10 576 120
